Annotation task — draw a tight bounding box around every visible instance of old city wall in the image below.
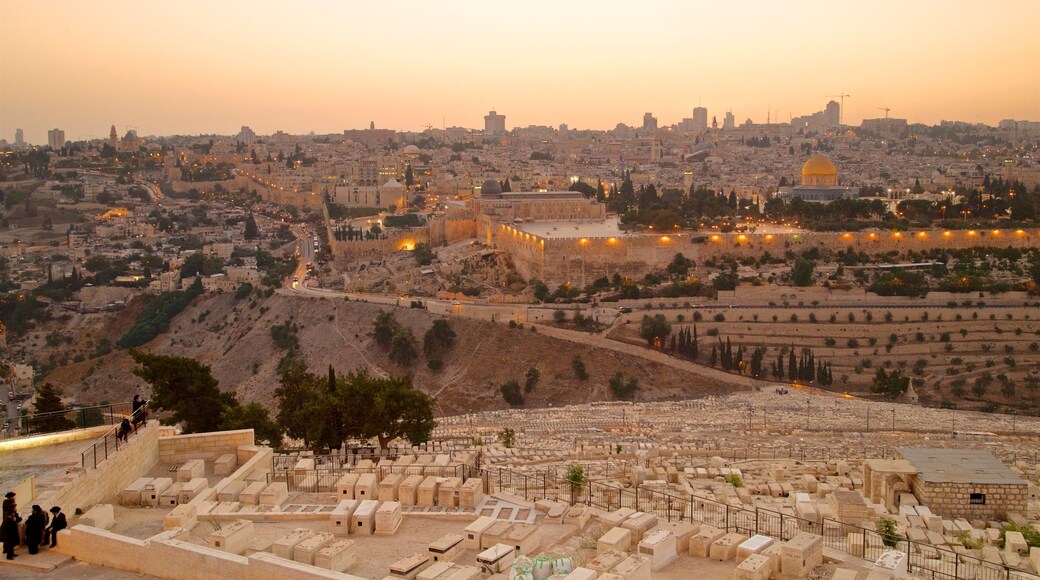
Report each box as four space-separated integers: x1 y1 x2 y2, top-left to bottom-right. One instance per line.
428 216 477 246
330 230 430 267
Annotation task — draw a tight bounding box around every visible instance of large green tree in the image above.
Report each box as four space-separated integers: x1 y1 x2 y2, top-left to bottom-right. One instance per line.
32 383 74 433
871 368 910 399
639 314 672 346
338 371 435 449
792 257 815 287
130 350 236 433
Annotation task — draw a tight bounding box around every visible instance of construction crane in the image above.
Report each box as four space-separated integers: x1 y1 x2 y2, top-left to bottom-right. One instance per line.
421 124 434 131
826 93 850 125
877 107 891 119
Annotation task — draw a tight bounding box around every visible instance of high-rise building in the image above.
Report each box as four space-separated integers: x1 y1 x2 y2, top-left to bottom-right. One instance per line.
48 128 66 149
109 125 118 148
692 107 708 134
824 100 840 127
484 110 506 136
723 111 735 130
14 129 24 146
642 112 658 132
238 125 257 145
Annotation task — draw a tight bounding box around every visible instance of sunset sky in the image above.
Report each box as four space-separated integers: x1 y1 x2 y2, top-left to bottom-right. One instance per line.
2 0 1038 143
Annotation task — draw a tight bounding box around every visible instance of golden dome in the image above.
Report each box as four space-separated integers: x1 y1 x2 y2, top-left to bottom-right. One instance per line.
801 154 837 177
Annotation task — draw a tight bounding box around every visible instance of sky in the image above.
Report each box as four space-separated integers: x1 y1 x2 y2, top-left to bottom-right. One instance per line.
2 0 1038 143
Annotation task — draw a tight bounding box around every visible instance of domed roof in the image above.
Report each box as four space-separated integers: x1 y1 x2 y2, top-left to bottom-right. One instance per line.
402 144 420 156
801 154 837 177
481 179 502 196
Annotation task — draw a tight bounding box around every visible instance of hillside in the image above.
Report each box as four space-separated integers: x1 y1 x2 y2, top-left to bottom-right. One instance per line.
36 292 746 414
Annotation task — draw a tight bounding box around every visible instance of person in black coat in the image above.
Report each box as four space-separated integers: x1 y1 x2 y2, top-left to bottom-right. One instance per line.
2 491 16 518
1 512 18 559
24 505 47 554
46 506 66 548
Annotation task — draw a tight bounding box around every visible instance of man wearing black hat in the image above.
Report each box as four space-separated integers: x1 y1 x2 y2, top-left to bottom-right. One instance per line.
45 506 66 548
2 491 16 519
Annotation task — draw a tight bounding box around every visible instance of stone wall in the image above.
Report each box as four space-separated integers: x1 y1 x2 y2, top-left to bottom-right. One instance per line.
909 476 1030 520
158 429 255 464
39 421 160 515
0 424 111 452
330 231 429 267
57 524 364 580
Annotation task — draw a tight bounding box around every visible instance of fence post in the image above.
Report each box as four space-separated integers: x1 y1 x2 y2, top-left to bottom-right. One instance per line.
754 507 759 535
93 444 97 469
725 505 731 532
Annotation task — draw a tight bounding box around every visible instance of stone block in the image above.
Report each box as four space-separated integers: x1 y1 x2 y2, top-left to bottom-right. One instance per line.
709 532 747 561
143 477 173 507
80 504 115 530
780 532 823 578
585 549 625 573
259 481 288 507
637 529 677 571
239 480 265 505
476 544 515 574
336 473 360 499
598 526 633 555
482 521 513 549
647 521 698 554
390 552 432 579
601 507 636 528
119 477 151 506
441 565 482 580
1005 531 1028 556
179 477 208 504
1030 547 1040 576
399 474 424 506
352 499 378 536
736 534 774 563
214 453 237 476
293 531 334 565
564 504 591 529
561 569 599 580
416 562 455 580
160 482 185 507
428 533 464 563
375 501 403 536
379 473 404 502
733 554 773 580
621 512 658 543
689 525 725 558
271 528 314 560
463 515 496 550
417 476 440 507
356 472 378 500
611 554 651 580
163 503 197 531
177 459 205 482
437 477 462 507
217 480 247 503
459 478 483 508
210 519 253 555
314 538 355 572
503 523 540 554
330 499 360 535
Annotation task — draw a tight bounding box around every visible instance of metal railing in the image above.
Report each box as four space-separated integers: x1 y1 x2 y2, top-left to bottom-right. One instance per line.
3 402 133 440
484 467 1039 580
80 406 147 469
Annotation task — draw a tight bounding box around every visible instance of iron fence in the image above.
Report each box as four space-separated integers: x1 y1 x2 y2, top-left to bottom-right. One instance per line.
4 402 133 440
80 404 147 469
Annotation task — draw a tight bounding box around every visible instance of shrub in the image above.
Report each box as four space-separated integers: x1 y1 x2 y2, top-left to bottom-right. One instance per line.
713 313 725 322
608 372 639 400
500 380 524 406
847 338 860 348
724 473 743 487
877 517 901 548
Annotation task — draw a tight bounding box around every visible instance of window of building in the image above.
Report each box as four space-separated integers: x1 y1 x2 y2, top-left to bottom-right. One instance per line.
969 493 986 505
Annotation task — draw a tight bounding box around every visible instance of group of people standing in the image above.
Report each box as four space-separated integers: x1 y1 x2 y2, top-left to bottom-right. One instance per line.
2 491 66 560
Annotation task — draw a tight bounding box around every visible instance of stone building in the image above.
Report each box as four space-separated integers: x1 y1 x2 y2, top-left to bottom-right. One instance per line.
896 448 1029 520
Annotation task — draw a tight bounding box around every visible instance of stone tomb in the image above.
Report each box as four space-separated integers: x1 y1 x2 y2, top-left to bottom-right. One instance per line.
503 523 540 554
440 565 482 580
217 480 247 503
437 477 462 508
375 501 403 535
379 473 404 502
647 521 698 554
259 482 288 507
272 528 315 559
210 519 254 555
621 512 658 543
163 503 197 531
417 476 440 507
598 526 633 555
780 532 824 578
689 525 725 558
160 482 185 506
709 532 748 561
611 554 652 580
481 521 514 550
355 473 378 500
352 499 379 535
416 562 455 580
733 553 774 580
428 533 464 563
390 552 432 579
214 453 237 475
476 543 515 574
120 477 152 506
314 538 356 572
399 474 424 506
637 529 677 570
463 515 496 550
735 534 775 564
293 531 334 565
330 499 360 535
141 477 172 507
179 477 208 504
80 504 115 530
560 568 600 580
459 478 483 508
176 459 205 482
336 473 360 499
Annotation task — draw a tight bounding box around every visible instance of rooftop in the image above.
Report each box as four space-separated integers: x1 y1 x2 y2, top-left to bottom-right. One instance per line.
897 447 1027 485
514 220 626 239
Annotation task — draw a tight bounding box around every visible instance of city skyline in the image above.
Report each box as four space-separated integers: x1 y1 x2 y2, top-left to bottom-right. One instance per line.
2 0 1039 142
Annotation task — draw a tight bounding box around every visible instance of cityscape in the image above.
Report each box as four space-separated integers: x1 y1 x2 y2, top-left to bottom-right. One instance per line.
1 1 1039 579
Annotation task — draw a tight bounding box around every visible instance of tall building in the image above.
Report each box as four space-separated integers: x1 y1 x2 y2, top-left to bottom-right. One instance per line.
48 128 66 150
723 111 735 130
824 100 840 126
642 112 658 132
109 125 118 148
484 110 506 136
692 107 708 134
237 126 256 146
14 129 24 146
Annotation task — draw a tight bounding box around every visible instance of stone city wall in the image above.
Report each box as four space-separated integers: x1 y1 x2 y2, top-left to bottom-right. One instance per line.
158 429 255 464
909 476 1030 520
39 421 160 515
